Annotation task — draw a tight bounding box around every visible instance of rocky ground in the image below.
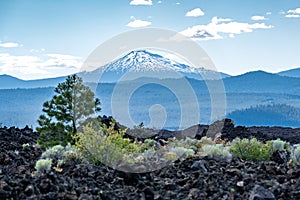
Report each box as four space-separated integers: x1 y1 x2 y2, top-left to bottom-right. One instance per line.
1 121 300 199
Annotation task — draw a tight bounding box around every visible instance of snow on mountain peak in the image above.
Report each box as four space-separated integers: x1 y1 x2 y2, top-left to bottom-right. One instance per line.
104 50 200 73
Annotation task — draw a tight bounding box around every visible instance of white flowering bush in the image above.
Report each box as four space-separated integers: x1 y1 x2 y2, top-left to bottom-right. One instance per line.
290 144 300 165
41 144 65 160
168 146 195 159
270 138 288 152
35 159 52 173
202 144 232 161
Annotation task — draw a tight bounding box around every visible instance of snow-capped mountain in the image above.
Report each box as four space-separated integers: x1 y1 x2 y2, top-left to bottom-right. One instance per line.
81 50 229 83
105 50 195 73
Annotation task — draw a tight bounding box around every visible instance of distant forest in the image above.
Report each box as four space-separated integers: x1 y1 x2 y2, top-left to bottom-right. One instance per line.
228 104 300 127
0 88 54 127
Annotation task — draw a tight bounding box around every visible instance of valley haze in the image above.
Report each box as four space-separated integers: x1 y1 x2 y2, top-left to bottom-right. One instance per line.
1 50 300 129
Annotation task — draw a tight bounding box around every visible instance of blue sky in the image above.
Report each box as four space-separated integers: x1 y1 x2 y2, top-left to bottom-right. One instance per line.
0 0 299 79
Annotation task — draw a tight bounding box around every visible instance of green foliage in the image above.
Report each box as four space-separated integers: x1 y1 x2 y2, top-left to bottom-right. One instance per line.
37 75 101 149
164 152 177 161
39 143 79 169
202 144 232 161
144 139 157 147
140 148 156 161
41 144 65 160
290 144 300 165
230 138 271 161
168 146 195 159
169 137 209 153
22 143 30 148
198 136 215 146
75 120 147 168
270 138 288 152
35 159 52 173
37 121 73 149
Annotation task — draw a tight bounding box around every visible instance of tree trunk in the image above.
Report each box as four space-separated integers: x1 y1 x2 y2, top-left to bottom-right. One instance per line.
72 119 77 133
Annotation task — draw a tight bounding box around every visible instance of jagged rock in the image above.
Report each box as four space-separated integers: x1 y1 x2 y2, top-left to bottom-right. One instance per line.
1 124 300 199
191 160 207 173
237 181 244 187
206 119 229 139
178 124 208 139
249 184 276 200
158 139 167 146
24 185 34 196
270 150 288 164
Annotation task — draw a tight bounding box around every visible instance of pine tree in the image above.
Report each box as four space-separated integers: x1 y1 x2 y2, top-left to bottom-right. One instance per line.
37 74 101 149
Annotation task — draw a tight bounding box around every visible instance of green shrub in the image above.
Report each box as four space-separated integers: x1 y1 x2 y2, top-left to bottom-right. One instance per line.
37 122 73 150
142 148 156 158
164 152 177 161
144 139 158 148
230 138 271 161
22 143 30 148
202 144 232 161
290 144 300 165
35 159 52 173
40 143 79 167
198 136 215 146
169 137 210 154
75 121 147 168
270 138 288 152
41 144 65 160
183 137 197 145
62 144 79 159
168 146 195 159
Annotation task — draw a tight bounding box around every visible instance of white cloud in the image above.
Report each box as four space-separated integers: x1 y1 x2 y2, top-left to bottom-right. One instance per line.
229 33 235 38
46 54 81 60
127 17 152 28
180 16 274 41
251 15 267 21
211 16 232 24
176 2 180 5
0 53 82 79
30 48 46 53
285 8 300 18
0 42 19 48
0 53 40 67
285 14 300 18
130 0 152 5
288 8 300 14
157 1 162 4
266 12 272 15
185 8 205 17
278 11 285 15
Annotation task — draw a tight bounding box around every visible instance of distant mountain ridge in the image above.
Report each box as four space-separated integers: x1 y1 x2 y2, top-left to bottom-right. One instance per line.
222 70 300 94
277 67 300 78
2 68 300 95
2 50 300 89
1 50 231 88
0 74 67 89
